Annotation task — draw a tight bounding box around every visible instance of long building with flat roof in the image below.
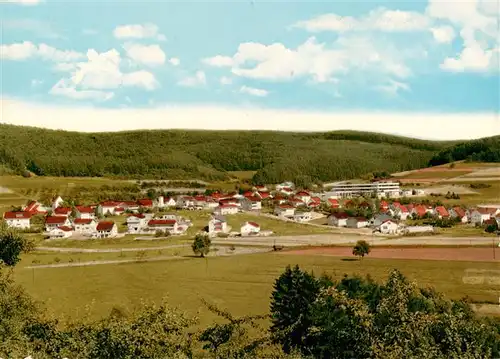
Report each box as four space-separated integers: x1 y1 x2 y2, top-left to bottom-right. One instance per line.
325 181 400 198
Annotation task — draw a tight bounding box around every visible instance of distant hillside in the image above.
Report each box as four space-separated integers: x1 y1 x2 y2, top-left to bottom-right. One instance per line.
429 136 500 166
0 124 459 184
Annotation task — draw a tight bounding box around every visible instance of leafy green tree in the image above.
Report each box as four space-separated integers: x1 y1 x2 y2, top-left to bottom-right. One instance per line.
352 240 371 260
0 223 34 266
192 233 211 257
270 265 322 353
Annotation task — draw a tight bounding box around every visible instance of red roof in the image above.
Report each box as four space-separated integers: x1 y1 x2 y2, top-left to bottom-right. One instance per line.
58 226 73 232
101 201 119 207
114 207 125 212
247 221 260 228
243 191 254 197
45 216 67 224
331 212 349 219
278 204 294 209
76 206 94 213
392 201 401 207
282 187 293 192
148 219 176 226
246 196 261 202
452 207 466 218
194 195 207 202
380 201 389 208
128 213 145 219
25 201 41 213
54 207 72 215
4 211 32 219
477 207 497 215
327 198 339 207
257 191 271 199
274 194 285 200
96 221 115 231
74 218 93 224
413 205 427 217
399 205 409 213
435 206 449 217
137 199 153 207
310 196 321 203
296 191 310 196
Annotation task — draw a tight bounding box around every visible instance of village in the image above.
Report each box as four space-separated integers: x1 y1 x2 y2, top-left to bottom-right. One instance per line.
2 180 500 241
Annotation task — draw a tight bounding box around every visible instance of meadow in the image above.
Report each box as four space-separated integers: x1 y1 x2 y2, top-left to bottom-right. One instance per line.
13 252 500 326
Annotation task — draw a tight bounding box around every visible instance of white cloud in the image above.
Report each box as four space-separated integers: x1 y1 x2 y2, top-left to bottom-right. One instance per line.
113 23 166 41
430 25 456 43
169 57 180 66
426 0 499 72
50 48 159 101
202 55 234 67
2 97 499 141
377 79 411 95
178 71 206 87
123 43 166 66
293 7 430 32
239 86 268 97
1 0 42 5
205 36 411 84
220 76 233 85
31 79 43 87
0 41 84 62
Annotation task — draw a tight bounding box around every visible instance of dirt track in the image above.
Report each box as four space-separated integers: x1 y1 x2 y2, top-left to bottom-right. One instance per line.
283 247 499 262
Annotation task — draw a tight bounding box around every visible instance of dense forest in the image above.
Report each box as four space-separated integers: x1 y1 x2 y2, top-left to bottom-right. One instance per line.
0 124 489 184
429 136 500 166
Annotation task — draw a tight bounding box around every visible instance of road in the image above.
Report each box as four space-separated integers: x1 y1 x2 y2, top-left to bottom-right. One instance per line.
36 244 187 253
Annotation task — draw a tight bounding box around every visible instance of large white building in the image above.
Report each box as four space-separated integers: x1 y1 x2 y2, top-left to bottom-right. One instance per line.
325 181 400 198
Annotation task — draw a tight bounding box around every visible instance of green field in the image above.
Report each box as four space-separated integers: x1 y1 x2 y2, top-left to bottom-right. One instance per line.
13 252 499 325
397 170 472 180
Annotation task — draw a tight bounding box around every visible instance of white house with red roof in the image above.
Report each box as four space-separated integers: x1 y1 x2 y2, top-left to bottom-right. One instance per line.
75 206 95 220
470 208 499 225
147 219 184 234
208 215 228 235
176 196 196 209
52 196 64 210
23 200 47 215
295 191 311 204
253 185 268 192
276 182 295 191
240 196 262 211
289 197 306 207
214 204 239 216
158 196 177 208
45 216 71 231
434 206 449 219
73 218 97 235
240 221 260 236
346 217 369 229
126 214 150 233
47 226 73 239
277 187 294 196
326 198 340 208
327 212 349 227
255 191 272 200
100 201 119 215
273 195 287 205
53 207 72 217
137 199 154 208
94 221 118 238
449 207 468 223
3 211 32 229
394 205 409 220
274 204 295 218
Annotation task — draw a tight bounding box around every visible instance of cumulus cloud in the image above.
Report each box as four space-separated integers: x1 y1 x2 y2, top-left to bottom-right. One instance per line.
293 7 430 33
204 36 412 84
123 43 166 66
430 25 456 43
169 57 180 66
113 23 166 41
178 71 207 87
50 48 159 101
0 41 84 62
239 86 268 97
202 55 234 67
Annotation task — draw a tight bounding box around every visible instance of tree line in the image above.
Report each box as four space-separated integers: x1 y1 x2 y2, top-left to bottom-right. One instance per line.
429 136 500 166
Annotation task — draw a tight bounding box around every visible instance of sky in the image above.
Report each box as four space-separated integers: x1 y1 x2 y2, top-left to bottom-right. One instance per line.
0 0 499 140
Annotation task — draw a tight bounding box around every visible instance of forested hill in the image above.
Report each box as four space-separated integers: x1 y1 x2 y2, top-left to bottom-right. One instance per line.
429 135 500 166
0 124 461 184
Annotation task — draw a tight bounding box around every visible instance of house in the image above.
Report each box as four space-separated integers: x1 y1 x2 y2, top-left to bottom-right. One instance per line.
147 219 180 234
273 195 287 205
294 211 312 222
75 206 95 219
327 198 340 208
3 211 32 229
240 196 262 211
219 198 240 207
137 199 154 208
126 214 148 233
214 204 239 216
73 218 97 235
255 191 272 200
114 207 125 215
161 196 177 208
434 206 449 219
274 204 295 218
327 212 349 227
23 200 47 215
411 205 428 218
47 226 73 239
470 208 498 225
177 196 196 209
379 201 389 211
95 221 118 238
54 207 72 217
289 197 306 207
52 196 64 210
346 217 369 229
45 216 71 231
276 182 294 191
122 201 140 212
253 185 268 192
449 207 468 223
295 191 311 204
208 215 228 235
394 205 410 220
100 201 119 215
308 196 321 206
278 187 294 196
240 221 260 236
378 219 399 234
371 213 393 227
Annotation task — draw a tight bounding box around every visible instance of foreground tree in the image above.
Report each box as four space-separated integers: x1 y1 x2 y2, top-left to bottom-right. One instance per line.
0 222 34 266
192 233 211 258
352 240 371 260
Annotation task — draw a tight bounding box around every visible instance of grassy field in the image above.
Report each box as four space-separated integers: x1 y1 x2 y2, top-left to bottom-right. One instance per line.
227 171 257 180
434 181 500 206
397 170 472 180
13 252 500 325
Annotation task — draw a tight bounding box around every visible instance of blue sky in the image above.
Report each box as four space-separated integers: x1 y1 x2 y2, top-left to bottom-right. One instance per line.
1 0 499 139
